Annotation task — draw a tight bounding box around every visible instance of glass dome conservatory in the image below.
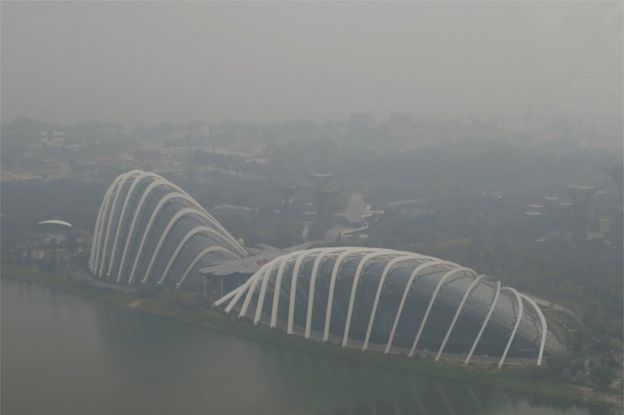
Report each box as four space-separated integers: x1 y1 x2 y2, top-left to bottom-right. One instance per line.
89 170 248 289
215 247 564 367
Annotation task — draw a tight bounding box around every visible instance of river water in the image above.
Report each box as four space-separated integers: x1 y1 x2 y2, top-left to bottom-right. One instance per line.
1 278 609 415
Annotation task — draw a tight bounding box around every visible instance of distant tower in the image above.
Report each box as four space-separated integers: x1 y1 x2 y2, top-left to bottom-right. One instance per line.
567 185 597 238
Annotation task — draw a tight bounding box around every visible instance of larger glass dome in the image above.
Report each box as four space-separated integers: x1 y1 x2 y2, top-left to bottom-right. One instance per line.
215 247 564 367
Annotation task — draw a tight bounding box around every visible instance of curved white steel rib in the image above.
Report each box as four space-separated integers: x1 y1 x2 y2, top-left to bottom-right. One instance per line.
90 182 114 271
127 191 189 284
107 171 161 278
464 281 501 365
98 171 141 277
93 174 127 273
237 272 261 316
120 178 245 283
89 170 248 283
128 191 244 285
323 248 376 342
228 257 278 318
212 247 555 367
175 246 237 289
270 251 306 328
408 267 476 357
383 260 453 354
252 260 280 322
363 254 433 351
519 294 547 366
497 287 524 368
435 274 485 361
93 174 130 271
223 277 252 313
123 171 245 256
93 187 116 270
304 248 347 338
214 283 244 307
100 170 143 276
342 250 400 347
141 207 235 284
116 179 172 282
90 181 116 270
287 249 325 334
234 263 271 316
156 225 239 285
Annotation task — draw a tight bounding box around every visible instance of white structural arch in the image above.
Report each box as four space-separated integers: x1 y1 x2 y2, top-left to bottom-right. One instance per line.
141 207 239 284
464 281 501 365
98 171 140 277
408 267 477 357
89 170 248 289
216 247 560 367
287 249 324 334
254 256 289 325
383 259 454 354
107 171 162 278
435 274 485 361
245 260 278 318
127 191 190 284
305 248 361 338
175 246 238 289
116 179 178 282
157 226 239 285
362 254 446 351
519 294 547 366
497 287 524 368
94 181 122 272
323 247 378 341
223 270 258 314
94 171 153 276
92 172 132 271
342 250 404 347
90 181 114 270
92 172 132 273
271 250 310 328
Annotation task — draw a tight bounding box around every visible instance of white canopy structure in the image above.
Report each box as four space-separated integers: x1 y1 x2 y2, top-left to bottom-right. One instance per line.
38 219 73 228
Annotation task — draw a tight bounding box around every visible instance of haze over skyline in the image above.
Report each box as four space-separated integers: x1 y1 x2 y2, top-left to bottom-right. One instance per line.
2 1 622 126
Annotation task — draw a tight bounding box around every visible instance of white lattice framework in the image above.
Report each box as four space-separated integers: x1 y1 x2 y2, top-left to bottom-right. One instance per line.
89 170 247 288
215 247 551 367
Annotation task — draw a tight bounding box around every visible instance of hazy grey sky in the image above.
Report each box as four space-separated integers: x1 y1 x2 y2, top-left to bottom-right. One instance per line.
1 1 622 125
